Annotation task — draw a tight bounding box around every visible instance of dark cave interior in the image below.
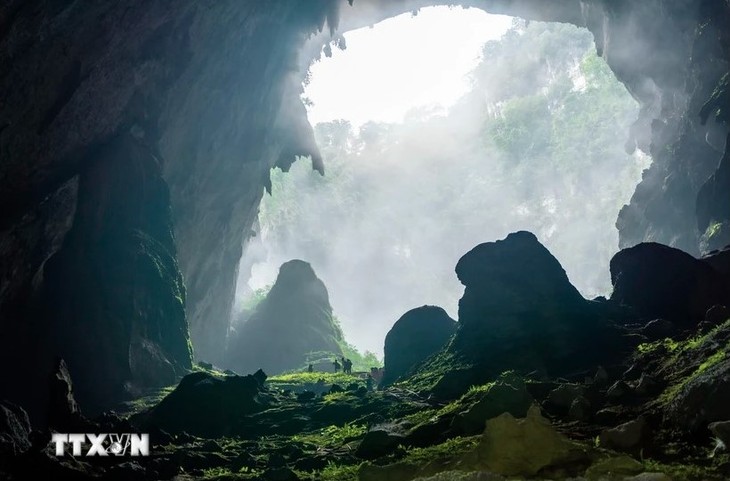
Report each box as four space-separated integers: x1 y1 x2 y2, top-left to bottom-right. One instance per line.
1 1 730 480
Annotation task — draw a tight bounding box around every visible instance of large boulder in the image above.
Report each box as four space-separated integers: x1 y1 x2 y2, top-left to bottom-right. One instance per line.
702 245 730 280
450 231 621 379
472 405 589 477
610 242 729 325
665 357 730 431
382 306 456 386
141 371 266 438
226 260 344 375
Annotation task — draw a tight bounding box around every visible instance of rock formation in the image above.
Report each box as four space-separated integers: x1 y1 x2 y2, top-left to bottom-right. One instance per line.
382 306 456 386
225 260 343 375
610 242 730 325
0 0 728 426
452 231 622 379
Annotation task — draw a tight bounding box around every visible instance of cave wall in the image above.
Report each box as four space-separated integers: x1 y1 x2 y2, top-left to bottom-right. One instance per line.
0 0 337 416
0 0 728 417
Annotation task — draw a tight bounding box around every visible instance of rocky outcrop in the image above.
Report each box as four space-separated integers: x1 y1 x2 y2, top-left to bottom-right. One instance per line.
0 401 31 459
472 405 589 477
0 1 338 418
382 306 456 386
39 134 192 414
225 260 343 375
451 231 622 378
614 0 730 256
610 242 729 325
140 371 265 438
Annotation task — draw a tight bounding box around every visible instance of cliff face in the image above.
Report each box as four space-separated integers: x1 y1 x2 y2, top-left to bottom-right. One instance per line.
0 0 728 417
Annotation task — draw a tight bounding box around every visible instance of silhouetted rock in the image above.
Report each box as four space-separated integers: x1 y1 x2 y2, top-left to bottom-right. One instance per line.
702 245 730 279
448 231 621 381
47 358 94 432
142 371 265 438
41 135 192 414
610 242 729 325
382 306 456 386
226 260 343 375
641 319 676 340
0 401 31 458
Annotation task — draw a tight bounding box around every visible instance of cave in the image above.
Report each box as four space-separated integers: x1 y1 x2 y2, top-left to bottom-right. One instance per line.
1 1 729 479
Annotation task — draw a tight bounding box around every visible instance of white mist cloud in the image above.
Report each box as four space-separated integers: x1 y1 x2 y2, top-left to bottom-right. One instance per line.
304 6 512 128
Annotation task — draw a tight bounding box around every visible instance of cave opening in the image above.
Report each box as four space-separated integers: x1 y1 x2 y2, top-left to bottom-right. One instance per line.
229 6 652 363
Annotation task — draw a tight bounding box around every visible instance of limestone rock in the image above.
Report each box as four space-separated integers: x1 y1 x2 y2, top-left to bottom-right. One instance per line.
356 425 407 459
546 383 585 410
584 456 645 479
226 260 343 375
382 306 456 386
610 242 729 325
641 319 676 340
599 417 649 452
568 396 592 422
667 357 730 431
0 401 31 458
452 373 533 435
473 405 589 476
142 371 265 438
451 231 622 381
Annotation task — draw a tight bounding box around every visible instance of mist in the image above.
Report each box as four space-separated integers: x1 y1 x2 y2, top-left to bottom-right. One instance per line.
235 11 651 357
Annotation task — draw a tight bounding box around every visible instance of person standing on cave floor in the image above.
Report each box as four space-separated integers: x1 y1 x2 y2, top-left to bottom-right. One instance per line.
345 358 353 374
307 363 313 373
333 359 341 373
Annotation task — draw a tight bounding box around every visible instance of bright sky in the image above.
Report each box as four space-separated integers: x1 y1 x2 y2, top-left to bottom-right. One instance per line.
304 6 513 128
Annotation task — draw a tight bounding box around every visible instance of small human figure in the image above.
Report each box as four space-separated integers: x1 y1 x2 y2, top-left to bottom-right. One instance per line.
344 358 353 374
366 374 374 391
307 363 314 373
333 359 341 373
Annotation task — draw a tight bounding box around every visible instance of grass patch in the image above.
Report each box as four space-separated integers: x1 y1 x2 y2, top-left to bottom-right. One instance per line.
638 319 730 407
292 423 367 449
401 436 480 466
268 371 362 386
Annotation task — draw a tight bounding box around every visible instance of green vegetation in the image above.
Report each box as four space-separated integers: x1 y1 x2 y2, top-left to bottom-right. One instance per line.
268 371 363 387
291 423 367 448
338 339 382 371
238 284 272 313
399 436 480 466
310 463 361 481
635 319 730 407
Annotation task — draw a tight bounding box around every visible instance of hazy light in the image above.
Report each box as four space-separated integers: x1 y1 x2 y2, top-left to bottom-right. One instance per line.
304 6 512 127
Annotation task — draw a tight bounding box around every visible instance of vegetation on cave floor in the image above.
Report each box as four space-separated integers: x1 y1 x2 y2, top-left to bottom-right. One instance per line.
634 318 730 408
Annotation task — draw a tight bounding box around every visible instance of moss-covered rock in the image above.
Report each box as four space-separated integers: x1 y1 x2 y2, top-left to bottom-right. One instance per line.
470 405 590 477
139 371 265 438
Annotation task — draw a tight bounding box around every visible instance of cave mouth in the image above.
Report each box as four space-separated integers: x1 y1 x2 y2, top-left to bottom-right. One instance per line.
233 7 652 358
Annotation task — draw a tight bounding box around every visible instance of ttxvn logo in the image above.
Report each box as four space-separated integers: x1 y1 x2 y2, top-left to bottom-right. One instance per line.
52 433 150 457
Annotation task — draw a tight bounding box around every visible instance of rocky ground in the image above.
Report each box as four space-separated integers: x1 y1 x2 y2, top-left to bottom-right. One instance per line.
2 232 730 481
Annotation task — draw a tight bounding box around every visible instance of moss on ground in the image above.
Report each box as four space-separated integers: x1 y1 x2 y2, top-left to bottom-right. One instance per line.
634 319 730 407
